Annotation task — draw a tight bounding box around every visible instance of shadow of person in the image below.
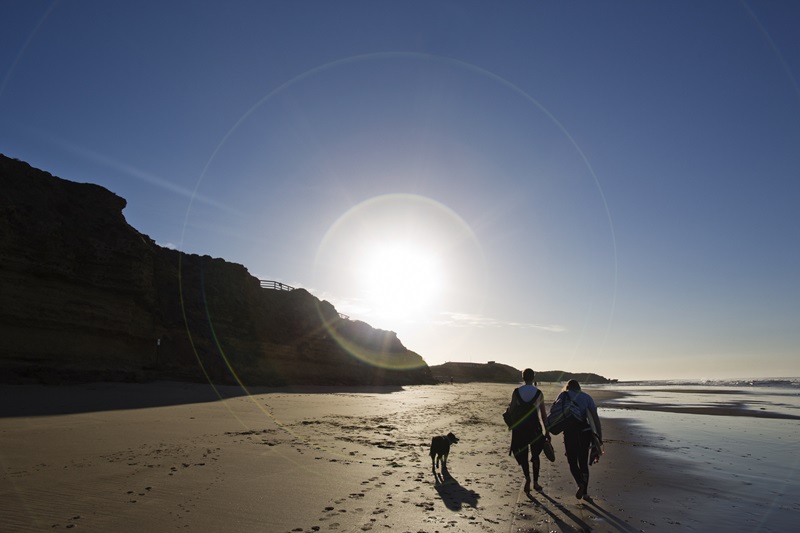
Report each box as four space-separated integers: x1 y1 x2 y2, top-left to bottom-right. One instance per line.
433 465 480 511
531 491 592 532
582 498 639 532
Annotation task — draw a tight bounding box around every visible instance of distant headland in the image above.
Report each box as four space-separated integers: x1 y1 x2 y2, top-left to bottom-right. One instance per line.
431 361 615 384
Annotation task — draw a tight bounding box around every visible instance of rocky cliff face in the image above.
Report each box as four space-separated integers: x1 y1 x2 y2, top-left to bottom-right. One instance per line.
0 155 434 386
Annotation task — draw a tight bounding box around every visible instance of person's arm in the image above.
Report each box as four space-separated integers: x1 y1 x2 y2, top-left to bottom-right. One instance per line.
538 399 550 440
590 408 602 443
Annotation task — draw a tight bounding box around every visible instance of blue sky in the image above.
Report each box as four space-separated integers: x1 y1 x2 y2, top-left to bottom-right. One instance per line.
2 1 798 381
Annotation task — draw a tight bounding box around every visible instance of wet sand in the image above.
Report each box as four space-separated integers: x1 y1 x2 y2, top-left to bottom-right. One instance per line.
0 381 779 531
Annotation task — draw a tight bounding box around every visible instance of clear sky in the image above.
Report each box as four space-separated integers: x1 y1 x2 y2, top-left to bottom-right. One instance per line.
2 1 798 381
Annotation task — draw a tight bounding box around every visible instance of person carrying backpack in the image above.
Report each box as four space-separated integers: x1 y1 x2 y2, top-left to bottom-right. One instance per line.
560 379 603 500
508 368 551 494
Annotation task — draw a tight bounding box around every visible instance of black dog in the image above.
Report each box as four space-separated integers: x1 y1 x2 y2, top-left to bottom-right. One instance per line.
429 432 459 470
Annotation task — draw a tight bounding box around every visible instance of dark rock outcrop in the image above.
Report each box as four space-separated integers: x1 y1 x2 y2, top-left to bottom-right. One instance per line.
430 362 613 384
535 370 614 385
0 154 434 386
431 362 521 383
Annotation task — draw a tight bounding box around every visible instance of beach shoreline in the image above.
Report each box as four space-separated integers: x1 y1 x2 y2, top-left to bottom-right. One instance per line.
0 381 796 531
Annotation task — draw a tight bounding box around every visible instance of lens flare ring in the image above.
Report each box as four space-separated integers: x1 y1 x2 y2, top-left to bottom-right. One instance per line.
177 52 618 457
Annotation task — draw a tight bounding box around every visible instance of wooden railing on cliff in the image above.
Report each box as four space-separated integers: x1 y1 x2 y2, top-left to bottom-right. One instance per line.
260 280 295 291
260 280 350 320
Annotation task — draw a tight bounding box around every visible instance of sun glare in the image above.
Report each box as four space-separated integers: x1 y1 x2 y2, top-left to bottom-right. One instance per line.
358 243 443 320
315 193 488 329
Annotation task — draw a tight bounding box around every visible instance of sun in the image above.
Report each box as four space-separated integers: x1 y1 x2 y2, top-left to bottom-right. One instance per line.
358 242 443 321
314 193 488 328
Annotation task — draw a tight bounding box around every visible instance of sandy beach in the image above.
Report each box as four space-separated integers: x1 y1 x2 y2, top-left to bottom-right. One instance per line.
0 381 796 532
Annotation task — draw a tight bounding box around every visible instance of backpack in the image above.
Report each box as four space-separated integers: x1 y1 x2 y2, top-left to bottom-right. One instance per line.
546 391 576 435
503 388 542 430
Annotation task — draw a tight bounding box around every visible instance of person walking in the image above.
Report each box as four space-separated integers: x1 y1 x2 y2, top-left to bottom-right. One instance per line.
508 368 550 494
559 379 602 500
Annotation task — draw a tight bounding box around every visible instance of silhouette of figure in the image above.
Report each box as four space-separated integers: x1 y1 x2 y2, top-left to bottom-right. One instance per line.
559 379 602 500
508 368 550 494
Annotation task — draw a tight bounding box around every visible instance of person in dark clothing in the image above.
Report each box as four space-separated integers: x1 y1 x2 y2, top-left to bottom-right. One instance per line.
508 368 550 494
561 379 602 500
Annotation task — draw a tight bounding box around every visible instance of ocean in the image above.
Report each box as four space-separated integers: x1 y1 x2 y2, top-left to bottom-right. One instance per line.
595 378 800 530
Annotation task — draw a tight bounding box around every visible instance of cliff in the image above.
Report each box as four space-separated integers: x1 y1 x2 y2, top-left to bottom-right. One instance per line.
0 154 434 386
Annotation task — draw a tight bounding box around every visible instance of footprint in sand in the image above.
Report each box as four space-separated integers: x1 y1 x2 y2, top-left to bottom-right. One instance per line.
126 486 153 500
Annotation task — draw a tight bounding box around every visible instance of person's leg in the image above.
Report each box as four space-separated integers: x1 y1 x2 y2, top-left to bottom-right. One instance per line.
577 430 592 496
512 430 533 493
530 434 544 491
531 452 542 490
563 428 581 485
515 449 531 493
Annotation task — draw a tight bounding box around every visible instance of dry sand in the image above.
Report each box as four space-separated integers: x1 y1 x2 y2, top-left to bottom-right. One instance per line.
0 382 715 531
